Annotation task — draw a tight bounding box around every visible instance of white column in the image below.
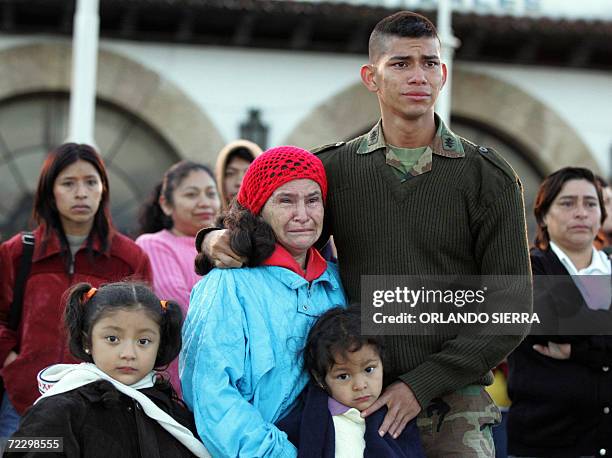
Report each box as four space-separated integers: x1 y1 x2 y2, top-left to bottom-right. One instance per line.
68 0 100 145
435 0 460 128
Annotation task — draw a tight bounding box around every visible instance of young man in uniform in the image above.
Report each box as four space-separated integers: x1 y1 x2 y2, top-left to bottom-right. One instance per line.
198 12 531 457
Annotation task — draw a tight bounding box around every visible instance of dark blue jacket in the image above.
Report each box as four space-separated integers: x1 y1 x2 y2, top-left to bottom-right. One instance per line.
276 383 425 458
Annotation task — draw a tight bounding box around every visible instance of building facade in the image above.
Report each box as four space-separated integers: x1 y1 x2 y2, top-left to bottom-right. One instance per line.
0 0 610 238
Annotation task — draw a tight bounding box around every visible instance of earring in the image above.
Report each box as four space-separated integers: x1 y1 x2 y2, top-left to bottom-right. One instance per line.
84 348 90 354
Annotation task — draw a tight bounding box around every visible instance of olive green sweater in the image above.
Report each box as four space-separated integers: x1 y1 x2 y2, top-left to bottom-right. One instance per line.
314 125 532 409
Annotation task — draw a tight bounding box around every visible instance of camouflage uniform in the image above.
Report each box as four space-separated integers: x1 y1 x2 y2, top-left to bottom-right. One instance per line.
356 117 464 181
417 385 501 458
385 144 428 178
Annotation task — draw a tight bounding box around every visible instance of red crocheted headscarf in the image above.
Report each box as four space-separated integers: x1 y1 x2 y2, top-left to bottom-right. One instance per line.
237 146 327 215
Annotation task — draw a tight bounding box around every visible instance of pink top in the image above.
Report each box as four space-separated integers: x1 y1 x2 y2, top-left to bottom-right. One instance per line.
135 229 201 397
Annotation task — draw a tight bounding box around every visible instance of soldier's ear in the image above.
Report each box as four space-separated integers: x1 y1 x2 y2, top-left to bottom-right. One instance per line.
360 64 378 93
441 63 448 88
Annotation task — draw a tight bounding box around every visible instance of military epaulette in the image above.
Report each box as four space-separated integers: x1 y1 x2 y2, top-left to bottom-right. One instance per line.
473 142 521 185
311 142 345 155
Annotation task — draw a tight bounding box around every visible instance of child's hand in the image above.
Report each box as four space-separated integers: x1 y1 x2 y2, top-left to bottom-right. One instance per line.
360 381 421 439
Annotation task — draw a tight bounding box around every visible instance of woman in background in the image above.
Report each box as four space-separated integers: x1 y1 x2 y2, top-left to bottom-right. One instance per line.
507 167 612 457
137 160 220 396
214 139 262 211
0 143 152 437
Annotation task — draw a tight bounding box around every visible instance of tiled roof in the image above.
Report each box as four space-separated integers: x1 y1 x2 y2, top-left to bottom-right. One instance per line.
2 0 611 68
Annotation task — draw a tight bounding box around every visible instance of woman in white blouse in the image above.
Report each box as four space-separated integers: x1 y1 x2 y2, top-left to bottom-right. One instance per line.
507 167 612 458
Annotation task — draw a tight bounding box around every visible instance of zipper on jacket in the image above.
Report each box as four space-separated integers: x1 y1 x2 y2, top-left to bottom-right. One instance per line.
132 399 142 458
68 254 75 275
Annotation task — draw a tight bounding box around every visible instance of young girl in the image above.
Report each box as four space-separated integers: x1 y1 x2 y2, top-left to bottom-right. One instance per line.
10 282 210 458
277 307 425 458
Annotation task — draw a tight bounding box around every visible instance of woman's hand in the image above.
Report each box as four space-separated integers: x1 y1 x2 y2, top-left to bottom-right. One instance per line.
3 350 18 368
360 381 422 438
533 341 571 360
203 229 246 268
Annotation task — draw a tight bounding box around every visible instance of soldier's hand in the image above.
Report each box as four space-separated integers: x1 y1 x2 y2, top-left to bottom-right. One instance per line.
203 229 246 268
361 381 421 438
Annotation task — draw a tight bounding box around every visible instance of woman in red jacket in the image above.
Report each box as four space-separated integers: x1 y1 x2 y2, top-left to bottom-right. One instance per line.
0 143 152 437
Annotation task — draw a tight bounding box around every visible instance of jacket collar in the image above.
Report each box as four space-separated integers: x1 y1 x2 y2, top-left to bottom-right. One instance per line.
33 225 112 262
328 396 351 416
357 113 464 159
549 241 611 275
261 245 339 291
262 243 327 282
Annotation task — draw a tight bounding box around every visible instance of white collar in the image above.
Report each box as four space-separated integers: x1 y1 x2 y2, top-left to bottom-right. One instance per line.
549 241 611 275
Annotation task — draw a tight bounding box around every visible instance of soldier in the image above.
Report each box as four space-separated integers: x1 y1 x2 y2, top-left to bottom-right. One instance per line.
197 11 531 457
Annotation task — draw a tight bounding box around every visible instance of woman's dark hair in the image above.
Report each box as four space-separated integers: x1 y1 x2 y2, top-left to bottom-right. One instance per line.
138 161 216 235
33 143 113 261
303 306 384 386
596 175 609 189
534 166 606 250
225 148 255 173
64 281 183 368
194 200 275 274
224 201 276 266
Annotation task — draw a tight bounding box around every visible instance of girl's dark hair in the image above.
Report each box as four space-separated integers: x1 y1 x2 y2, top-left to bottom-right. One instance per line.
138 161 216 235
303 306 384 385
33 143 113 262
534 166 606 250
194 201 275 275
64 281 183 368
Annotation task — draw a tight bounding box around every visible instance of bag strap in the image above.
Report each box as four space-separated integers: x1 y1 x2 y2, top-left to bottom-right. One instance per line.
7 231 35 331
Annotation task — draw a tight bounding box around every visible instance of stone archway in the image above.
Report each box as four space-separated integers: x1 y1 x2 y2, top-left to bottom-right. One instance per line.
0 43 226 236
284 67 599 176
0 43 225 163
284 83 378 149
451 68 598 175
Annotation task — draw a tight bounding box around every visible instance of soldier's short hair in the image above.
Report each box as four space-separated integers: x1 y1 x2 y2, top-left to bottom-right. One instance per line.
369 11 439 63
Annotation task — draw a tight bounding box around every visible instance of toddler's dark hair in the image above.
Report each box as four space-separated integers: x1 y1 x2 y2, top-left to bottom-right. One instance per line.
303 306 384 385
64 281 183 368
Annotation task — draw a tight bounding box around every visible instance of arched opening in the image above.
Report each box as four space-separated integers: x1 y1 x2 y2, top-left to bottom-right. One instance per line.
0 93 179 238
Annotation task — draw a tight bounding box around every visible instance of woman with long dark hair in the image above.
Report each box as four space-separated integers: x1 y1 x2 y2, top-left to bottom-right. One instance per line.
0 143 152 436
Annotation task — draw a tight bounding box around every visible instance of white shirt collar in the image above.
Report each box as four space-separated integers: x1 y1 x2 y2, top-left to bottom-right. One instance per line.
549 241 611 275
